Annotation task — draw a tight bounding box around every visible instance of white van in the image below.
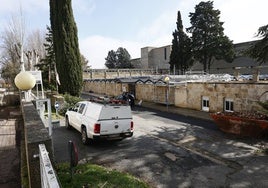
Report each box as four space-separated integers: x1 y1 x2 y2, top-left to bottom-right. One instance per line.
65 100 134 144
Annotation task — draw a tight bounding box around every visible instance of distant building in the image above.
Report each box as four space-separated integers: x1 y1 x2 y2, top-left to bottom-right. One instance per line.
131 45 171 73
130 58 142 69
131 40 268 75
191 41 268 75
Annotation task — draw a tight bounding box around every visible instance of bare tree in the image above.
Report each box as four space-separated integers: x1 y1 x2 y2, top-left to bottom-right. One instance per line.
0 9 47 85
25 29 46 70
0 12 26 86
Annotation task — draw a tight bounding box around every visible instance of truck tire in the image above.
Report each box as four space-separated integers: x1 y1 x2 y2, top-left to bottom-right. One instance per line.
81 127 90 145
65 117 71 129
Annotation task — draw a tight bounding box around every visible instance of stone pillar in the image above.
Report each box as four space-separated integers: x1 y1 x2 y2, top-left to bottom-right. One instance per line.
252 68 260 82
90 70 93 79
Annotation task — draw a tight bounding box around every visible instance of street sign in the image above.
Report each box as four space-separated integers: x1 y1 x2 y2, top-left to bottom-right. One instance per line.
54 101 60 110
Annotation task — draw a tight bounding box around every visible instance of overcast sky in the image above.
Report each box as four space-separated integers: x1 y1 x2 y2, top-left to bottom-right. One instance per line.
0 0 267 68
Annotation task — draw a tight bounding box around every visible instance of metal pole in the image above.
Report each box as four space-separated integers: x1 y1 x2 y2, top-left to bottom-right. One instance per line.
47 99 52 136
164 76 169 111
166 83 169 111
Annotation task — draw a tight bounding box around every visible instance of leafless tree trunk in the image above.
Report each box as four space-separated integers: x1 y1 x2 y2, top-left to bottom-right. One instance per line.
1 14 25 65
0 11 26 86
26 29 46 70
1 8 46 85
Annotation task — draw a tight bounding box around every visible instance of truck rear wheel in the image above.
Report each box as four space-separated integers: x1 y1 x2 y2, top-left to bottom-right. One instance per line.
82 127 90 145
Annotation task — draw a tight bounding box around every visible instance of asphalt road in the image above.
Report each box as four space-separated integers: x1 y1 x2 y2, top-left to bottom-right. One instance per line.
52 107 268 188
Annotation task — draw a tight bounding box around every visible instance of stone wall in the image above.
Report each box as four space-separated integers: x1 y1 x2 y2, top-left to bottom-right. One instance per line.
84 81 124 96
83 80 268 112
21 102 53 188
135 83 155 102
135 83 175 104
83 69 155 79
84 80 175 104
175 82 268 112
174 84 188 108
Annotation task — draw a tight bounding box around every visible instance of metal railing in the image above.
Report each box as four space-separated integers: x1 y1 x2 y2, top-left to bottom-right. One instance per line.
39 144 60 188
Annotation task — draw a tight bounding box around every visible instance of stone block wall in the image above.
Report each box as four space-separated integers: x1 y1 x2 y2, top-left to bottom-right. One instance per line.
181 82 268 112
136 84 155 102
84 80 175 105
21 102 53 188
84 81 124 96
174 84 188 108
83 69 155 79
136 84 175 104
83 79 268 113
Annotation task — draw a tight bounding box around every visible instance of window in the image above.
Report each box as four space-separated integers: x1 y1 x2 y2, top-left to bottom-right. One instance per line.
202 96 209 112
78 104 86 114
203 99 209 107
164 48 167 60
224 99 234 112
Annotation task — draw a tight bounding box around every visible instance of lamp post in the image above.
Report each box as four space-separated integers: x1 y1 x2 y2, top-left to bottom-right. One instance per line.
14 71 36 101
164 76 170 111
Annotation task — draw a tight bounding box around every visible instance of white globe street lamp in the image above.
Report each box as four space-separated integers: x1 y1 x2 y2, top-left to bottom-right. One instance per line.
15 71 36 90
14 71 36 101
164 76 170 111
164 76 170 83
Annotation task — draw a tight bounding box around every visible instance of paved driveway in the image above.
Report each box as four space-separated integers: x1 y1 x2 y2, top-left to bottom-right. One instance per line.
52 107 268 188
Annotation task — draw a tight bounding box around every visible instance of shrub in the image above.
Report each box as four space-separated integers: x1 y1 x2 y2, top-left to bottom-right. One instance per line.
58 93 82 116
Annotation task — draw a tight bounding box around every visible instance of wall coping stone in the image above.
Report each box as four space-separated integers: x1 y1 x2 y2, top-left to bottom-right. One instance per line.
22 101 53 188
23 102 50 143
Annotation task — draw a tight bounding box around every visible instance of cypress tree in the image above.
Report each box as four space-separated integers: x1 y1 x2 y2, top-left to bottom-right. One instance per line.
49 0 82 96
170 11 193 74
170 31 179 73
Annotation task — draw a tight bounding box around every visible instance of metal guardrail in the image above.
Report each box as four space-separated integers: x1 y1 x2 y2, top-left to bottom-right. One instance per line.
39 144 60 188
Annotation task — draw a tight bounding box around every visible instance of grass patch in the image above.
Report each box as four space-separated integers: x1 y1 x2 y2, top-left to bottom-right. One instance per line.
56 162 150 188
44 112 64 120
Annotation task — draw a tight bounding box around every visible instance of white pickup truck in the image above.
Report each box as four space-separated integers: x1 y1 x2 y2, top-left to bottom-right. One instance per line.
65 100 134 144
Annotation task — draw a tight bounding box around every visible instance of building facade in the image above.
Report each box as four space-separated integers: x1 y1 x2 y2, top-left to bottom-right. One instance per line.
133 45 171 73
131 41 268 75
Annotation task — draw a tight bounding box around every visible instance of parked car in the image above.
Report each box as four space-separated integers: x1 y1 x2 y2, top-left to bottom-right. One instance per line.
239 74 253 80
65 100 134 144
259 74 268 80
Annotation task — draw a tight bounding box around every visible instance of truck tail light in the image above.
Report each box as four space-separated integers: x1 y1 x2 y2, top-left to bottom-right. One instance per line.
131 121 134 130
94 123 100 133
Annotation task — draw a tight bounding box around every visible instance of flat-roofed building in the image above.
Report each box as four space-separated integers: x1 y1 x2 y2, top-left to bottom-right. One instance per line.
131 40 268 75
